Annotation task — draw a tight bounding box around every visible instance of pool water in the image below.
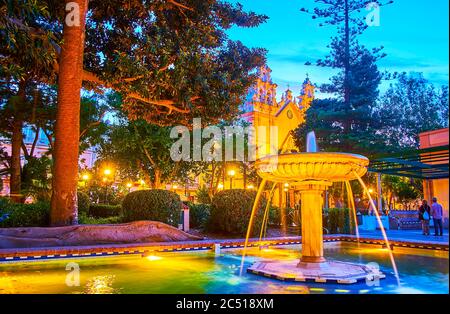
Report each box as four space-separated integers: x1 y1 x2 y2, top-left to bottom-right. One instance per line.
0 244 448 294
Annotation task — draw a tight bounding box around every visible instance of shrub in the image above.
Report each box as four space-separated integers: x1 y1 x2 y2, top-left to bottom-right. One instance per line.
268 205 281 226
188 203 210 228
77 191 90 215
122 189 181 227
89 204 122 218
208 189 266 236
79 214 122 225
196 186 211 204
323 208 353 234
0 200 50 227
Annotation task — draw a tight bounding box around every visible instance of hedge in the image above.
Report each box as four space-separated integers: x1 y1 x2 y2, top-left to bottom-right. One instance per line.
89 204 122 218
207 189 267 236
122 189 181 227
187 203 210 228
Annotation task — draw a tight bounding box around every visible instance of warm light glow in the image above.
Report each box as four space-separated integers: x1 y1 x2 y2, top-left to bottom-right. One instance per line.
368 188 374 194
146 255 162 261
104 168 112 176
283 188 289 192
82 173 90 181
218 183 224 189
140 179 145 185
102 177 107 182
284 183 289 187
228 169 236 177
247 185 254 190
172 185 178 189
126 182 133 188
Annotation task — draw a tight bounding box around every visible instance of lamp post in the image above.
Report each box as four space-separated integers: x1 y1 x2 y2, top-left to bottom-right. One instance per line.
103 168 112 203
228 169 236 189
80 173 90 188
284 183 290 208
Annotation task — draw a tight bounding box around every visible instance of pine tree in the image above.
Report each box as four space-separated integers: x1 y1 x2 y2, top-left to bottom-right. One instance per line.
296 0 392 154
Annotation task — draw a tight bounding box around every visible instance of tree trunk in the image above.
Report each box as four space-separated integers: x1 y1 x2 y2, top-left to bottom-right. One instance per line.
9 81 26 203
154 168 161 189
50 0 88 226
344 0 350 107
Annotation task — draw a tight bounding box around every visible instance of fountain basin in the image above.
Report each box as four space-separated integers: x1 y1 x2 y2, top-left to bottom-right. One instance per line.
255 152 369 183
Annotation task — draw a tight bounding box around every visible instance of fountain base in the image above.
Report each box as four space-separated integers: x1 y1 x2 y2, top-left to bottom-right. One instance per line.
248 260 385 284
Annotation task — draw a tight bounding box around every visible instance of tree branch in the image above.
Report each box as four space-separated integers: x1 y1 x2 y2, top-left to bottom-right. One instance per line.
81 70 191 114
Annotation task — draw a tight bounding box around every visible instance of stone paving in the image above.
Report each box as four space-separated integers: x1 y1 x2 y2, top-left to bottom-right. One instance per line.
358 229 449 244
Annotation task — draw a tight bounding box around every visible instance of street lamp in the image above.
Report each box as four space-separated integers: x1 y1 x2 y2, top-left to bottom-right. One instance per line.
228 169 236 189
104 168 112 176
247 184 254 190
218 183 224 190
82 173 90 181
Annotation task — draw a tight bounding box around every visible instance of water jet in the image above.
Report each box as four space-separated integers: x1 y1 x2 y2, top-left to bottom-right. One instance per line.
246 132 388 284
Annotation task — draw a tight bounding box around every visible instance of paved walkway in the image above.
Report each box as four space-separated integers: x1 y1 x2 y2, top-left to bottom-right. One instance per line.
358 229 449 244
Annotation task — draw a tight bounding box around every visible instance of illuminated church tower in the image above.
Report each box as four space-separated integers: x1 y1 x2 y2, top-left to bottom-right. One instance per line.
240 66 314 156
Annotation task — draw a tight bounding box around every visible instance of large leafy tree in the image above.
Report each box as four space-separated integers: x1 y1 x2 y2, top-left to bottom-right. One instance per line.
0 0 59 202
295 0 392 155
44 0 267 225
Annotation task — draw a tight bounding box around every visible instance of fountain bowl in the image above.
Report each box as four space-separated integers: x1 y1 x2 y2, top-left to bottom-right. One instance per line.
255 152 369 184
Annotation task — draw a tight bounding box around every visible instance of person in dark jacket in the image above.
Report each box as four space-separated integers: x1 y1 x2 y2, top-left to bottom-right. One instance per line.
419 200 431 235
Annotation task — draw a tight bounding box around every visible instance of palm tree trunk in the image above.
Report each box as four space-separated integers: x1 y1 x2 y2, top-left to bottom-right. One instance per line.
50 0 88 226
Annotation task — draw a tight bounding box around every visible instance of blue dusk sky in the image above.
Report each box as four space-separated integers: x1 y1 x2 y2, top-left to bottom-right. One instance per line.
226 0 449 99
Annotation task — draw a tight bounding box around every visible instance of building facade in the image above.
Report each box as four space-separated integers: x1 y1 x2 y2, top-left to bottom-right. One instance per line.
420 127 449 227
0 127 97 196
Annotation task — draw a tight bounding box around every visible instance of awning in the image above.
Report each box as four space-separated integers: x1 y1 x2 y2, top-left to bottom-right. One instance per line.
368 145 449 179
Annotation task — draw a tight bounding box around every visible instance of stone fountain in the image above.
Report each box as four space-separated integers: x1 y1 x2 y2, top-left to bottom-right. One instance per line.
247 132 385 284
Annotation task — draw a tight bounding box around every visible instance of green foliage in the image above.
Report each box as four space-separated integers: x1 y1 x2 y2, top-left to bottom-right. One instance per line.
88 3 267 126
21 156 52 202
374 73 449 149
187 203 210 229
208 189 266 236
268 205 281 226
89 204 122 218
78 214 122 225
77 191 90 215
0 198 50 227
122 189 181 227
86 184 125 205
323 208 354 234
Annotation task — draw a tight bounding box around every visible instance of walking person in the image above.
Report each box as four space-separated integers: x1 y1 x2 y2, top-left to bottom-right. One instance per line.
419 200 431 235
430 197 444 236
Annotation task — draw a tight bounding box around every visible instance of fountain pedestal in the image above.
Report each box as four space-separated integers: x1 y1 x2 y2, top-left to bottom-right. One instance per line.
296 181 331 263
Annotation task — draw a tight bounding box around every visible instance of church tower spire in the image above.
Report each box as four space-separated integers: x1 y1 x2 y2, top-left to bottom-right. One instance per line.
298 75 314 112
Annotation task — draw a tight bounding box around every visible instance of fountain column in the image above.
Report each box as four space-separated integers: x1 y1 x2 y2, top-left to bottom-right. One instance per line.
297 181 331 263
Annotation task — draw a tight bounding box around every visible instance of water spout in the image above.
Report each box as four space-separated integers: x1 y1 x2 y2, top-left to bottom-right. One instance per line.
306 131 318 153
353 171 401 286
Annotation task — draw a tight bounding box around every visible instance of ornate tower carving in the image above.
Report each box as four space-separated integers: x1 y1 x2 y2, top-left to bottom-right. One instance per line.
297 75 314 113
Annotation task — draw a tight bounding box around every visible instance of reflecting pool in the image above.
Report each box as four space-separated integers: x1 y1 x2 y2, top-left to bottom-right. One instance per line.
0 244 448 294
